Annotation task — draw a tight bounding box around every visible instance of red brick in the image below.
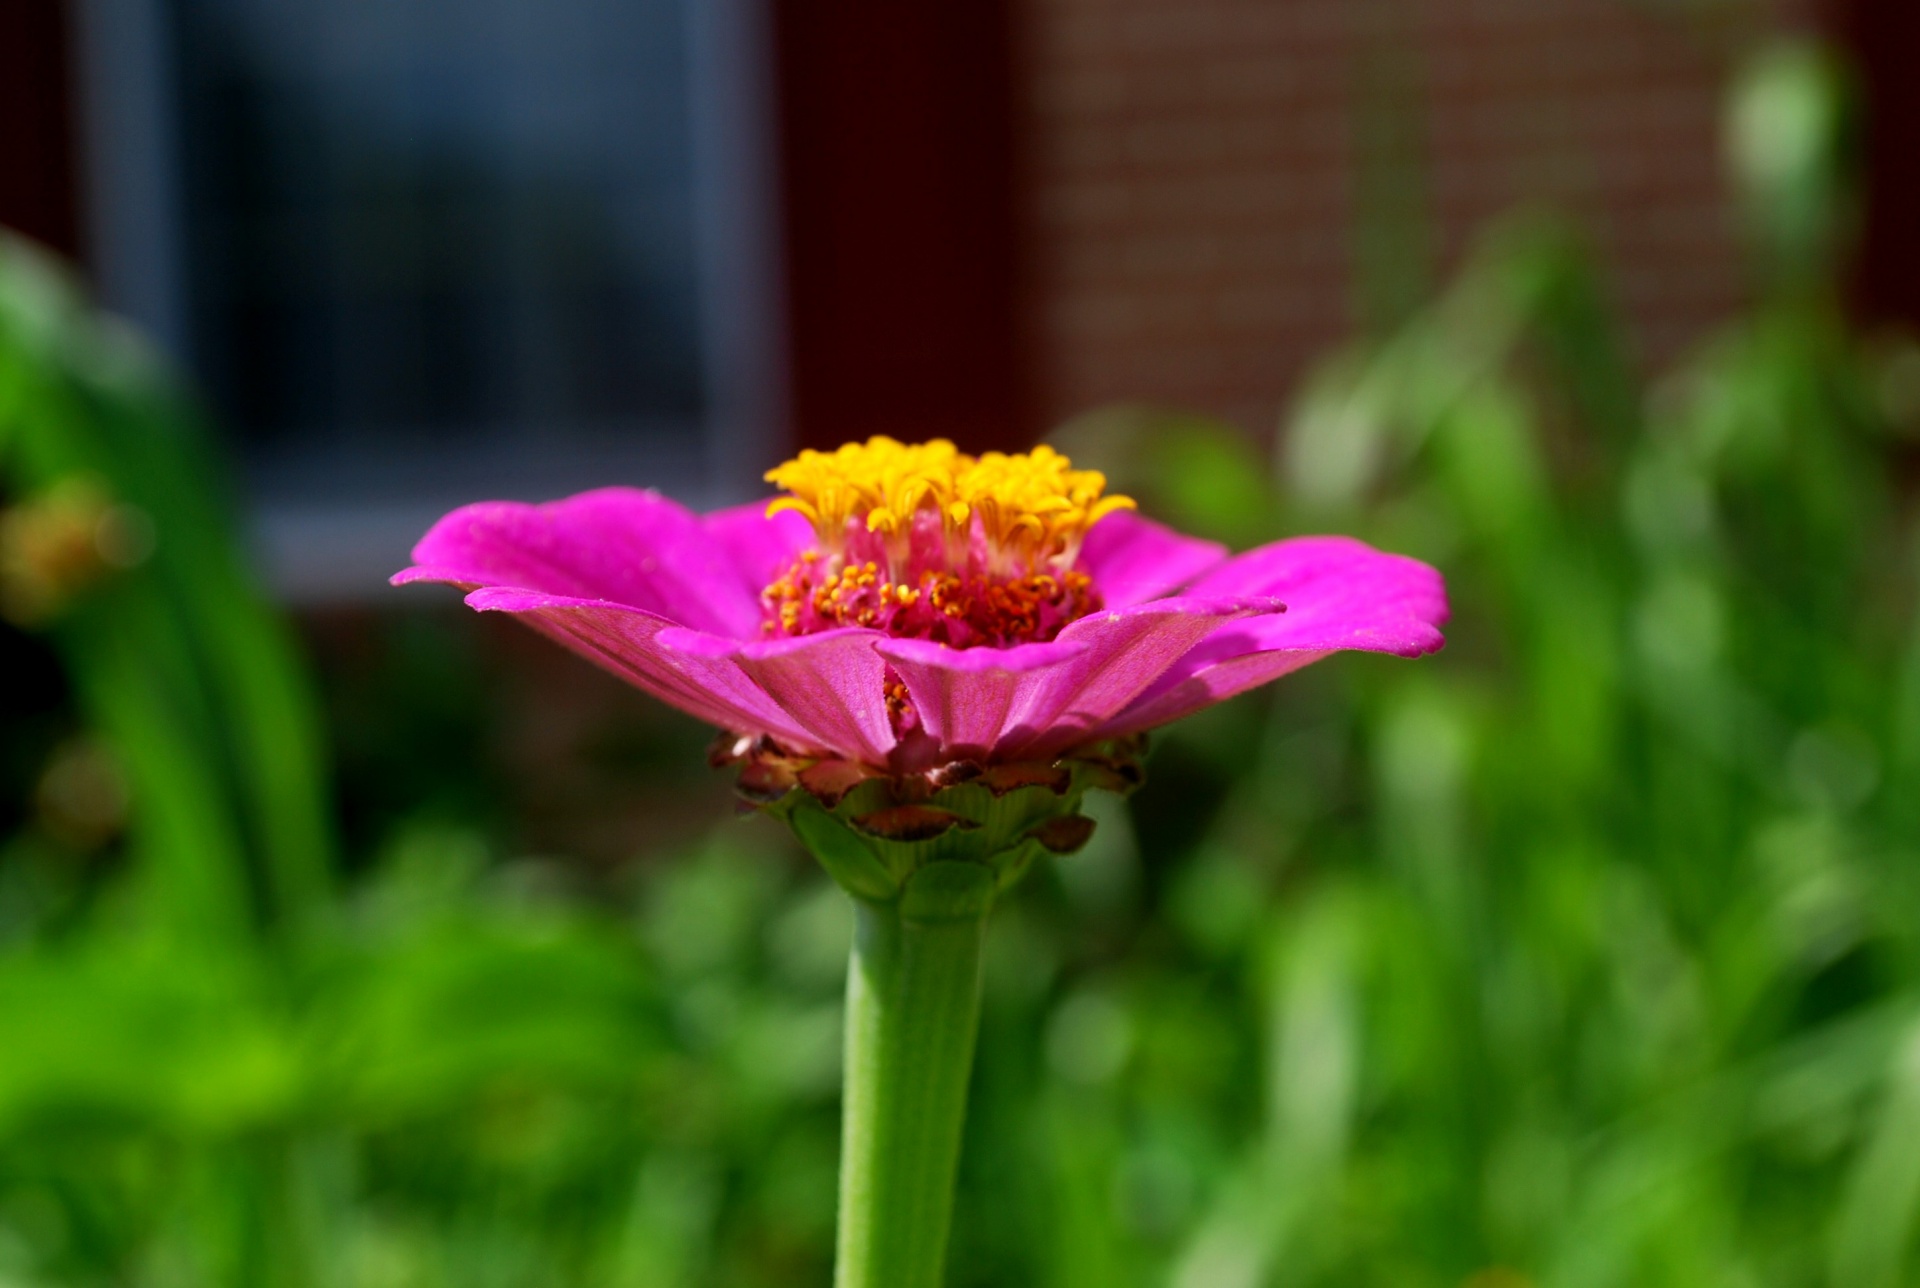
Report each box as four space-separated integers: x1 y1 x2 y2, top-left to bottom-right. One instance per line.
1027 0 1818 433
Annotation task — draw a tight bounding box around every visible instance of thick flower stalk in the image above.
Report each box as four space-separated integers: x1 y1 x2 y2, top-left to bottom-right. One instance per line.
395 437 1446 1287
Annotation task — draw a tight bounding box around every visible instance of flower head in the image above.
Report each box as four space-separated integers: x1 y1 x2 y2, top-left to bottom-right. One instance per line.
394 439 1445 877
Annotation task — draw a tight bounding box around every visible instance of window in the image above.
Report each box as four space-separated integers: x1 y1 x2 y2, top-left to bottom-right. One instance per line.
73 0 785 598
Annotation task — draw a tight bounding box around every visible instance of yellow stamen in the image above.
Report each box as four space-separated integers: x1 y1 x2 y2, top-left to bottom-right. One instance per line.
763 437 1134 570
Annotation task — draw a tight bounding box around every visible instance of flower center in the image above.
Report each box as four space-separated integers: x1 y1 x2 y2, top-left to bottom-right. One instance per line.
759 437 1133 648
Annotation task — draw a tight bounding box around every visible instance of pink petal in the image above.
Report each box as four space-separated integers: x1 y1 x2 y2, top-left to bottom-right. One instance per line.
1090 648 1335 739
1014 596 1282 757
874 637 1091 760
657 626 897 766
461 588 818 745
1090 536 1447 738
875 596 1278 762
1184 536 1447 655
394 489 767 638
702 499 815 592
1076 511 1229 608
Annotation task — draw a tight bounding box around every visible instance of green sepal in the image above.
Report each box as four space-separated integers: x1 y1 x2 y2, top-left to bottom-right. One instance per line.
789 796 902 902
734 737 1144 906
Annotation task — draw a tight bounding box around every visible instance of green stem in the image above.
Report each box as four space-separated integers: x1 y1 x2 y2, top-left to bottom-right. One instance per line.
835 862 995 1288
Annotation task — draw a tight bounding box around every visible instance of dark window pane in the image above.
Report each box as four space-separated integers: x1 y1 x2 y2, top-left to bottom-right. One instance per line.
173 0 704 468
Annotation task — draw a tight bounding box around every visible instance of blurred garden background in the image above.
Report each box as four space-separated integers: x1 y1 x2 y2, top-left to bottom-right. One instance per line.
5 0 1920 1284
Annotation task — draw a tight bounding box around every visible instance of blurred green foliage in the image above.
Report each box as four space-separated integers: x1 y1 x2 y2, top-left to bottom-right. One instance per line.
5 35 1920 1288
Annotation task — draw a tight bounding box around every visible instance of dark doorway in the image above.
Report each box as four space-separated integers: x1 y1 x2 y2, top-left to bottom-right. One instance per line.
772 0 1028 452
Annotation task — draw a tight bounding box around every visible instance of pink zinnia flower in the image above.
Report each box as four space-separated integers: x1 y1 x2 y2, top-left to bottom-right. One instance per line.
396 437 1444 1284
394 438 1446 782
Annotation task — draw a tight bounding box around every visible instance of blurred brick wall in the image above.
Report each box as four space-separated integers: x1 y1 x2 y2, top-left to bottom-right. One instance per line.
1025 0 1819 435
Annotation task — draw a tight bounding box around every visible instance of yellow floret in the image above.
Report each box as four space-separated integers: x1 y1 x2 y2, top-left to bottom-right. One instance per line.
763 436 1134 569
764 437 965 541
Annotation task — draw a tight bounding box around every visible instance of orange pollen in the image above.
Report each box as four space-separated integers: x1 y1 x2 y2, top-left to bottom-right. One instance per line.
885 679 913 718
762 563 1102 649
